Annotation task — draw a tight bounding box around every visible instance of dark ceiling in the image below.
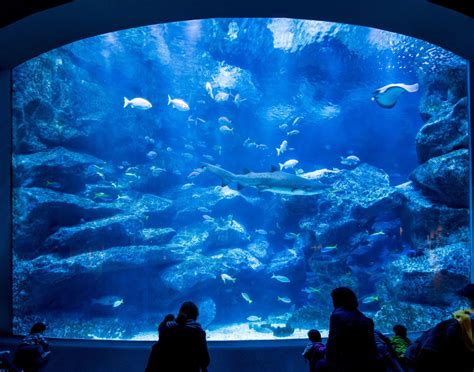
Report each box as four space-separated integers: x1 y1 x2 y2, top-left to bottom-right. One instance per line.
0 0 473 69
0 0 73 28
428 0 474 19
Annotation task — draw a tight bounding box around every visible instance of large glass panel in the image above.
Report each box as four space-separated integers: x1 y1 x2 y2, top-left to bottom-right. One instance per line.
12 18 469 340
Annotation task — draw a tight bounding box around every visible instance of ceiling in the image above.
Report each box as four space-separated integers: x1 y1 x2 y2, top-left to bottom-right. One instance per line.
0 0 473 69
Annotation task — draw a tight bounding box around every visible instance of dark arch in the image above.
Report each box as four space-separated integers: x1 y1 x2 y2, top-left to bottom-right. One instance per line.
0 0 474 69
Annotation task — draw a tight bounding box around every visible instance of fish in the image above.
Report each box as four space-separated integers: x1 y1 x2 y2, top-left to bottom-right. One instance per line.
45 180 61 189
214 91 230 102
168 95 190 111
255 229 268 235
246 316 262 322
302 287 321 294
124 172 139 178
203 163 331 196
321 245 337 253
277 296 291 304
271 274 291 283
93 192 110 200
287 130 300 136
166 147 173 152
218 116 232 125
188 170 203 178
361 295 380 304
293 116 303 126
116 195 131 201
181 183 194 190
197 207 211 213
150 166 166 176
202 155 215 162
279 124 289 131
146 151 158 160
372 83 419 108
284 232 300 240
205 82 214 99
276 140 288 156
340 155 360 166
184 144 195 151
241 292 253 304
221 273 236 283
256 144 268 150
279 159 299 170
370 231 386 236
91 296 124 308
123 97 152 110
234 93 247 107
202 215 215 222
219 125 234 134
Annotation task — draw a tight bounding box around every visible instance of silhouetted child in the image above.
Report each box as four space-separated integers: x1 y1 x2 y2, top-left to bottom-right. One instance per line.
390 324 411 360
158 313 176 336
302 329 326 372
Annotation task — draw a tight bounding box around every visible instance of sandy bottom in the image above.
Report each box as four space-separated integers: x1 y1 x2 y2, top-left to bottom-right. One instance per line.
131 322 329 341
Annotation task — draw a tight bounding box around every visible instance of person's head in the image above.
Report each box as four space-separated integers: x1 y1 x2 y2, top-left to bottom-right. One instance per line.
177 301 199 325
163 313 175 323
308 329 321 342
30 322 46 335
393 324 407 338
457 283 474 308
331 287 358 311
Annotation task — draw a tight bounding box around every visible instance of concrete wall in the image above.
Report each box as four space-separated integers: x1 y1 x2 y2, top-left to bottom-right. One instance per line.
0 69 12 336
1 336 309 372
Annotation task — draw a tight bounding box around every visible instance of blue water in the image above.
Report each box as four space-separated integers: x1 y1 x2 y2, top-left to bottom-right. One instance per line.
11 18 468 340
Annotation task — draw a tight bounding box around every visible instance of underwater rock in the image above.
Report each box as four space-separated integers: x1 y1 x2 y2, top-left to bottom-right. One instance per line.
416 97 468 164
246 238 271 262
172 186 261 226
14 244 188 313
288 305 331 330
43 214 144 256
397 182 468 249
13 147 106 193
171 217 250 252
160 254 221 292
409 149 468 208
13 187 121 259
297 164 403 245
373 300 466 334
265 248 305 280
385 242 469 306
139 228 176 245
160 248 263 292
418 64 467 123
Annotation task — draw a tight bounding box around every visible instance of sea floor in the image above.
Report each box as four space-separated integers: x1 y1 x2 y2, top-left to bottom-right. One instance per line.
131 322 329 341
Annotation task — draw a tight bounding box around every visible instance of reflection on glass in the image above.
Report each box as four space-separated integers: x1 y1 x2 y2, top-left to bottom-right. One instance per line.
12 18 469 340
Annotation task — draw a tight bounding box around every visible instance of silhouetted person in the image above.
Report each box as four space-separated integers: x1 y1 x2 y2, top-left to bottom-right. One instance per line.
302 329 327 372
325 287 379 372
404 283 474 371
390 324 411 370
146 314 177 372
13 322 50 372
146 302 210 372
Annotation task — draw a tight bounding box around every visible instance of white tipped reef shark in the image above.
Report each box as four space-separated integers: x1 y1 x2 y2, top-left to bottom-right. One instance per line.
203 163 331 196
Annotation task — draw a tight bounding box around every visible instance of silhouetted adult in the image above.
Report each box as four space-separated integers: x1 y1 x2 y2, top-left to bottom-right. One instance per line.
325 287 379 372
146 302 210 372
13 322 50 372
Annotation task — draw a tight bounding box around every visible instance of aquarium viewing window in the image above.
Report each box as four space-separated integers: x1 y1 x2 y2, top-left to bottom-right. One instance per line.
11 18 470 341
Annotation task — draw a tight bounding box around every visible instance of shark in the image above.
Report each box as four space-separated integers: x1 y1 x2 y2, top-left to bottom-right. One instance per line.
203 163 331 196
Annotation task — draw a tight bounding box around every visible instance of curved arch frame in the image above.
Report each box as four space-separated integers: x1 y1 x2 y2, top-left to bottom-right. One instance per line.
0 1 473 337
